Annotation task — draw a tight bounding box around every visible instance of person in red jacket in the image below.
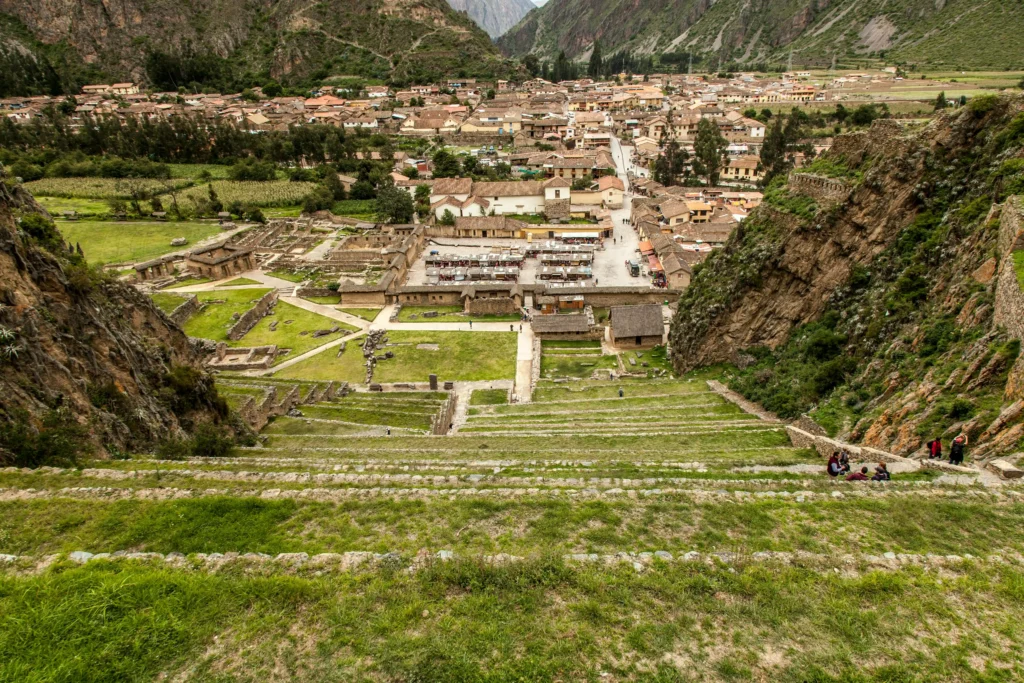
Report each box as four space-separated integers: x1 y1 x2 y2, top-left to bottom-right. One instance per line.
927 438 942 460
846 466 869 481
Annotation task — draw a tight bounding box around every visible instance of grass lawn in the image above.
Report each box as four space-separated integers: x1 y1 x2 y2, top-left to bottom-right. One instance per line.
375 331 517 382
167 163 233 179
338 308 382 321
172 277 211 287
150 292 188 315
34 196 112 218
397 306 521 323
1014 251 1024 291
469 388 508 405
541 350 619 378
182 289 271 341
220 277 263 287
57 220 222 265
624 345 674 376
274 340 366 383
240 301 358 362
302 295 340 305
268 269 309 283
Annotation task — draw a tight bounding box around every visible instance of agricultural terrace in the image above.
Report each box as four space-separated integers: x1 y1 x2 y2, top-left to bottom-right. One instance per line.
2 371 1021 680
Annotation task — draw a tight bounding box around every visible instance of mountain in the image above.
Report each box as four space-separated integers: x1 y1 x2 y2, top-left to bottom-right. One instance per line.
446 0 536 38
498 0 1024 70
0 178 233 459
670 95 1024 458
0 0 518 96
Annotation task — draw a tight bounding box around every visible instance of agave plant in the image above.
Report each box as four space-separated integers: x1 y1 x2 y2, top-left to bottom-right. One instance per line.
0 343 21 362
0 326 15 343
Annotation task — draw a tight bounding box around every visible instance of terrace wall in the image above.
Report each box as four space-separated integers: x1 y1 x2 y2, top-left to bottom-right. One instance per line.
227 291 278 341
466 297 519 315
994 197 1024 342
430 392 458 435
788 173 852 209
169 295 200 325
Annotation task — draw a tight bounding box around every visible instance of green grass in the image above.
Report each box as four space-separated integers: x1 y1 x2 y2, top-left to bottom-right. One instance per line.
302 295 340 305
268 269 309 283
1014 250 1024 292
167 163 233 179
34 196 113 218
339 308 382 321
237 301 358 361
181 289 272 341
397 306 521 323
541 350 619 379
149 292 188 315
56 220 222 265
274 340 367 383
374 331 517 382
330 199 378 220
3 560 1023 681
220 277 262 287
171 276 211 287
470 388 509 405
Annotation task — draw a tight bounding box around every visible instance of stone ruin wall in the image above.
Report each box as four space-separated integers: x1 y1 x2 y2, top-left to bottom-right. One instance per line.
227 291 278 341
994 197 1024 400
788 173 852 209
169 295 200 325
430 392 458 435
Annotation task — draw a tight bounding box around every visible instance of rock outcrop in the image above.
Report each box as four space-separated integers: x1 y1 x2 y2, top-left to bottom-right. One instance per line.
0 178 226 453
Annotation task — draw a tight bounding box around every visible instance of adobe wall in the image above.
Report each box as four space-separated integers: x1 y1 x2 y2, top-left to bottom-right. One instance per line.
339 290 388 306
466 297 519 315
227 291 278 341
169 295 199 325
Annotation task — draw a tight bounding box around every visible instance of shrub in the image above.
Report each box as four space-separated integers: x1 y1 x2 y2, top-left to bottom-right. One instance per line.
189 423 234 458
229 158 277 181
0 409 90 469
948 398 974 420
156 438 190 461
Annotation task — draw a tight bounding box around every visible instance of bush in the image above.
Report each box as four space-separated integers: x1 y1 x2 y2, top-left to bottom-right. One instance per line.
0 410 90 469
189 423 234 458
229 158 277 181
156 438 190 461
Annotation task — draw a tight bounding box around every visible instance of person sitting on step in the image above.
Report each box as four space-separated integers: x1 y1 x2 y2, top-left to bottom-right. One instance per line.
827 452 842 477
846 466 869 481
871 462 891 481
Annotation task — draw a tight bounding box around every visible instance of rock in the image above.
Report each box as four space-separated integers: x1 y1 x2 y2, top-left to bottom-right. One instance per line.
69 551 94 563
654 551 673 561
170 237 188 247
987 459 1024 479
972 257 997 284
883 552 896 560
437 550 454 560
0 554 17 563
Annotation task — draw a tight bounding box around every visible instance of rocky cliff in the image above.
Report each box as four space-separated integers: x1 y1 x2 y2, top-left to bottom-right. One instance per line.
670 95 1024 458
446 0 536 38
498 0 1024 70
0 0 516 95
0 177 228 457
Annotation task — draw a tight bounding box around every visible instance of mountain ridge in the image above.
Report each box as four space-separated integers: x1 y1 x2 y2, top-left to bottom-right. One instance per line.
446 0 536 38
498 0 1024 70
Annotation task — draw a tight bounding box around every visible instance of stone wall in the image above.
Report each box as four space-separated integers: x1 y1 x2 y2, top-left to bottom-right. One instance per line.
430 392 458 435
994 197 1024 342
295 287 338 299
169 295 199 325
546 198 571 220
788 173 852 209
227 291 278 341
785 425 910 465
466 297 519 316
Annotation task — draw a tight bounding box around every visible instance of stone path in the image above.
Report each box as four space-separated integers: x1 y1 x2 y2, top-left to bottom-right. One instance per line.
252 329 365 375
279 295 370 330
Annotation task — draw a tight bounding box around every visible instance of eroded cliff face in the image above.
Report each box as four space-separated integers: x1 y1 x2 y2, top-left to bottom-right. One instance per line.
0 179 222 453
671 99 1024 458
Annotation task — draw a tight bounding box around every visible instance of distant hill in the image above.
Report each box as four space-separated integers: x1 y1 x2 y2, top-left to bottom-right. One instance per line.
0 0 519 96
446 0 536 38
498 0 1024 70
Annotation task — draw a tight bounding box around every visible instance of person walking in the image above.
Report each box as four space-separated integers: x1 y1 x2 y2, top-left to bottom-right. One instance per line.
950 434 968 465
618 387 624 398
469 320 473 330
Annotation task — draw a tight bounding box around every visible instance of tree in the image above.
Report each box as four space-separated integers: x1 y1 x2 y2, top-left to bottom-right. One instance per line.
522 54 540 77
375 182 414 224
350 180 376 200
262 81 283 98
431 149 462 178
323 171 347 201
691 118 729 186
589 41 603 79
486 89 496 100
934 91 947 111
439 208 456 225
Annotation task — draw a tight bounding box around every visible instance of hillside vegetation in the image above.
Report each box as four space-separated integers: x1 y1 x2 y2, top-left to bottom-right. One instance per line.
0 0 518 96
671 95 1024 458
499 0 1024 70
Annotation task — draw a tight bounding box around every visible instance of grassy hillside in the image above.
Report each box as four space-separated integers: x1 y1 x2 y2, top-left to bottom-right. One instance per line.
498 0 1024 71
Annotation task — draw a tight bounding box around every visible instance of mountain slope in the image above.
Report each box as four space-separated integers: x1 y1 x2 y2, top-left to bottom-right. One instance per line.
498 0 1024 70
0 177 231 457
670 96 1024 458
0 0 517 95
446 0 536 38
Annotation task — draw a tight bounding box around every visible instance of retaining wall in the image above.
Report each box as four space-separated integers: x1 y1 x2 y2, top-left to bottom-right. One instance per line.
169 295 200 325
430 392 458 435
994 197 1024 342
788 173 852 209
227 291 278 341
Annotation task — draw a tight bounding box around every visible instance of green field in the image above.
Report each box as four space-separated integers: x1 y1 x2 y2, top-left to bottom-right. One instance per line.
167 164 234 179
374 331 517 382
338 308 382 321
220 277 263 287
181 289 272 341
34 196 113 218
240 301 358 361
150 292 188 315
56 220 222 265
273 340 367 383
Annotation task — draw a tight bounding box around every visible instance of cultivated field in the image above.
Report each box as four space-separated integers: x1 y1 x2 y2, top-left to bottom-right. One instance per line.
1 372 1020 680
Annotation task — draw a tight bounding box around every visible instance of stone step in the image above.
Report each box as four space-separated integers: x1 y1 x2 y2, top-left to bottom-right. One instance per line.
3 548 1020 577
